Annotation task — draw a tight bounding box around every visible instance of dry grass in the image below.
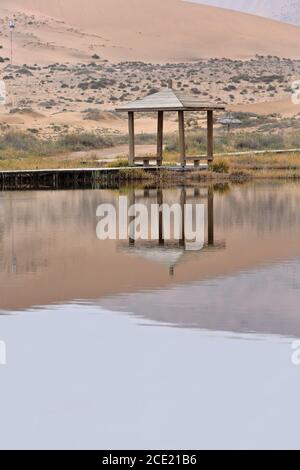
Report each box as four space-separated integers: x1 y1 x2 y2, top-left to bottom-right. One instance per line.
207 152 300 179
226 151 300 167
0 157 102 171
1 152 300 180
2 129 300 180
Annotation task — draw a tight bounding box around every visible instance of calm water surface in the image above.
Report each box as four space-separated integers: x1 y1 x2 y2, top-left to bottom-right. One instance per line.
1 181 300 449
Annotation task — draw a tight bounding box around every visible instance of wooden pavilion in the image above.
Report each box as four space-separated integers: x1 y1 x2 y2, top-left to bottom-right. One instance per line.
116 81 225 167
118 187 226 277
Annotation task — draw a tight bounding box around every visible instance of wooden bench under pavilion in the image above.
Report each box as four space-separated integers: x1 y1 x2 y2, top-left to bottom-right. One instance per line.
116 81 225 167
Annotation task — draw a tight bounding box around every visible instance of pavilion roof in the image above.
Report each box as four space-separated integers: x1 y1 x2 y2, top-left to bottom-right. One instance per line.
116 88 225 112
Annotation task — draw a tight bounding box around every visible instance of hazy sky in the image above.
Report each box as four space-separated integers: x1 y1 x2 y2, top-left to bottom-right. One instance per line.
189 1 300 25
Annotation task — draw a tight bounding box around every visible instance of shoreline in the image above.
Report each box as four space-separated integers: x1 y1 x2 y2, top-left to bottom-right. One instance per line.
1 165 300 191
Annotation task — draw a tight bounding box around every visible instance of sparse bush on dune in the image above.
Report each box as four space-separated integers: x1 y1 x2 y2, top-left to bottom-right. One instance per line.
234 133 284 150
134 133 157 145
0 131 114 159
164 128 296 155
82 109 103 121
0 132 41 152
165 131 207 154
56 133 113 151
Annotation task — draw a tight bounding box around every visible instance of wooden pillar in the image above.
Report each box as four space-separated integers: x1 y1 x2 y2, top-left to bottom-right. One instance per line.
128 111 135 165
180 187 186 247
157 189 164 246
208 187 214 246
178 111 186 167
207 110 214 163
157 111 164 166
128 189 135 246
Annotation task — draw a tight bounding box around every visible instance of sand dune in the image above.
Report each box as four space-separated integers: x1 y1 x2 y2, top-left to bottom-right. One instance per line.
1 0 300 63
230 97 300 118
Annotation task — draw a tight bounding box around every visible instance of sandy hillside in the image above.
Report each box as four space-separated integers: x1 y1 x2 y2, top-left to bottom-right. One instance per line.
1 0 300 136
230 97 300 118
1 0 300 63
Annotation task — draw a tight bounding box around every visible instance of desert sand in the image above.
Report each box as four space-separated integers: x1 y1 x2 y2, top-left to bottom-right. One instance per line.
2 0 300 63
1 1 300 138
230 97 300 118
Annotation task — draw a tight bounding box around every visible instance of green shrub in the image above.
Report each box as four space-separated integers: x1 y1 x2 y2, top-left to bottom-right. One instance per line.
210 159 230 173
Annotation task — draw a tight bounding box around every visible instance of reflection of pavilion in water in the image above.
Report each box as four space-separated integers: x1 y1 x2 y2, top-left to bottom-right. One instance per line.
119 187 226 276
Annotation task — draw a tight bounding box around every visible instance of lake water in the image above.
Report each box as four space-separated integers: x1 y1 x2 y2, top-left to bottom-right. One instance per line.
1 181 300 449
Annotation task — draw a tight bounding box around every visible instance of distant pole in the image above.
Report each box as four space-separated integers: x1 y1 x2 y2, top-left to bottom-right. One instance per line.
9 19 15 65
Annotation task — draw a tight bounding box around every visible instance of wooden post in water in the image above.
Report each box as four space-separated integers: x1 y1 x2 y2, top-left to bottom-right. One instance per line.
178 111 186 167
157 111 164 166
180 187 186 247
128 111 135 165
208 187 214 246
157 189 164 246
128 189 135 246
207 110 214 163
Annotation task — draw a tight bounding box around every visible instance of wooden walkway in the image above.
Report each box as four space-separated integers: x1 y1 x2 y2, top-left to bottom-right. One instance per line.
208 148 300 157
0 165 206 191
